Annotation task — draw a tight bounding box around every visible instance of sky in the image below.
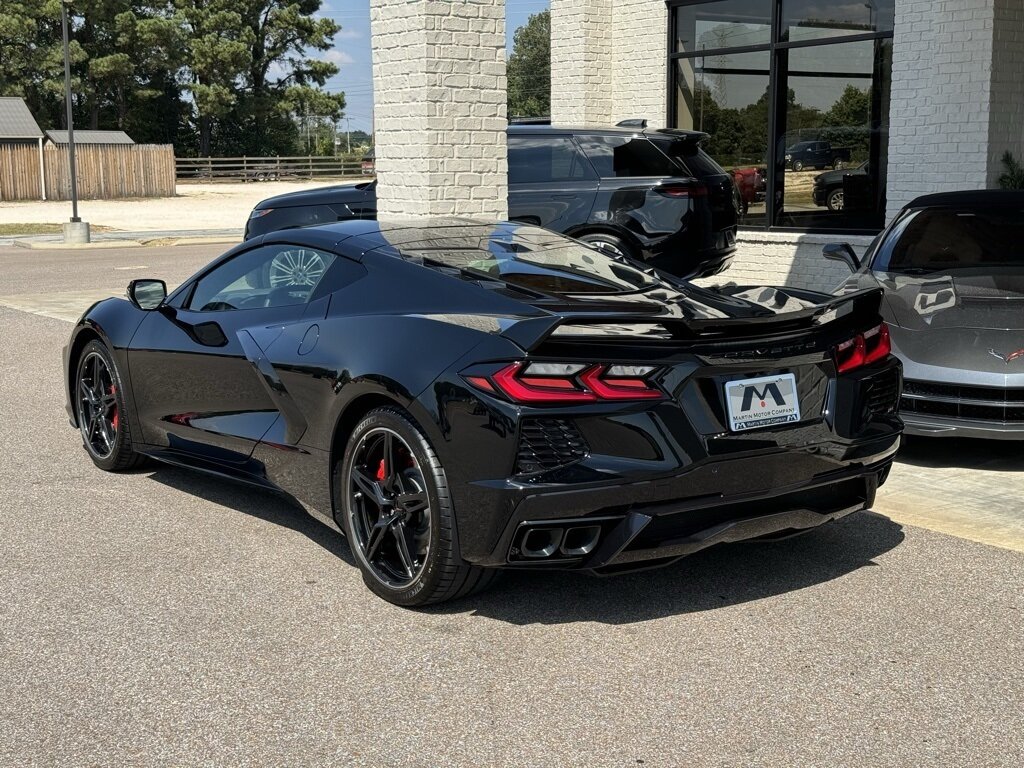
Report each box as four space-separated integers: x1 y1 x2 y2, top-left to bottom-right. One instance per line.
317 0 551 134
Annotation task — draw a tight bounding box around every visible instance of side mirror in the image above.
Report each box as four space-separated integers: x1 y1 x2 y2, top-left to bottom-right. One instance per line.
127 279 167 310
822 243 861 272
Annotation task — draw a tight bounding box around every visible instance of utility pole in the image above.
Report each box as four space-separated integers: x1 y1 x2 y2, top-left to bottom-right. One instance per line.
61 0 89 243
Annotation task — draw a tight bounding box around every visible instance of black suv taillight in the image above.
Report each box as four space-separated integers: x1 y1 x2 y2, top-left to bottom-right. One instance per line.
464 362 664 405
654 183 707 199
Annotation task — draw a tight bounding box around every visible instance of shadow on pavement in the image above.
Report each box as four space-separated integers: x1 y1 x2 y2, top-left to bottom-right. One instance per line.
144 465 904 625
439 511 905 625
896 435 1024 472
147 465 355 566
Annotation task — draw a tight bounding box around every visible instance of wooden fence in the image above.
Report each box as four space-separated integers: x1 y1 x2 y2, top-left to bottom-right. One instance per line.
176 155 366 182
0 143 176 202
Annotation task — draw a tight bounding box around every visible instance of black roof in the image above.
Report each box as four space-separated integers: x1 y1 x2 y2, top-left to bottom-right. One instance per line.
906 190 1024 209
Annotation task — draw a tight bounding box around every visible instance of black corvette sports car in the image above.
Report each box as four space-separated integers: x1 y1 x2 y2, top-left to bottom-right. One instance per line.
65 220 902 606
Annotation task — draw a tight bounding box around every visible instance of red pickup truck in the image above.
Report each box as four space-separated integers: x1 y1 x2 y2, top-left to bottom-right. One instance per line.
730 167 766 214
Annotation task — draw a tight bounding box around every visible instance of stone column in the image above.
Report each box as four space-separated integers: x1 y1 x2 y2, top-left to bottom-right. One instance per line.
370 0 507 219
887 0 1024 218
550 0 667 127
987 0 1024 187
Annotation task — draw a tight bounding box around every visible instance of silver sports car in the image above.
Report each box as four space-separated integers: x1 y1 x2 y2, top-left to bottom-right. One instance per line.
825 190 1024 439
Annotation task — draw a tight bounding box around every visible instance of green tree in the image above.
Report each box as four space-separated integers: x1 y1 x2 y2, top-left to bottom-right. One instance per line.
232 1 343 156
76 2 184 130
0 1 76 130
507 10 549 119
174 0 255 155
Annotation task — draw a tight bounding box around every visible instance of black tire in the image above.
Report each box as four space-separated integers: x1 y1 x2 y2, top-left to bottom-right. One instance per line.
74 340 146 472
576 232 635 260
826 189 845 212
792 159 805 172
338 407 497 607
833 159 845 170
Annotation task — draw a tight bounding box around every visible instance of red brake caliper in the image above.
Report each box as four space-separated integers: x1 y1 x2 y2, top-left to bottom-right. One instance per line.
109 385 119 431
375 458 386 482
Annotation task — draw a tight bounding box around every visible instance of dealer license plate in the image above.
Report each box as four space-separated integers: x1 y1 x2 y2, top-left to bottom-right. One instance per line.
724 373 801 432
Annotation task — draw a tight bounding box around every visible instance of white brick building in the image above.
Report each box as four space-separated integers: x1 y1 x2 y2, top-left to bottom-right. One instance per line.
369 0 1023 293
546 0 1024 292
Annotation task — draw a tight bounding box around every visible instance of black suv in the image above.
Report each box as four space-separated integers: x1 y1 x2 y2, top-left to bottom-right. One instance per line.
245 124 739 278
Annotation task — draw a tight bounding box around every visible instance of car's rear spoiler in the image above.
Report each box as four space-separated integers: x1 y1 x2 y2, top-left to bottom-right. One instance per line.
499 287 884 352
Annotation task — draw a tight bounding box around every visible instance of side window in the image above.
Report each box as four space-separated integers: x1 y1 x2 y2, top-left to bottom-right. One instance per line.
189 245 338 312
577 135 682 178
508 136 596 184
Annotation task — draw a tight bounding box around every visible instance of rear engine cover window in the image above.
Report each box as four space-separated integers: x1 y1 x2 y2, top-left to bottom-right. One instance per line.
386 223 658 295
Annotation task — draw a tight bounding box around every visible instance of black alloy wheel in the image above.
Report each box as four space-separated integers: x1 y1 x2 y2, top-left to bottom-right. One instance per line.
78 350 118 460
75 340 144 471
339 407 496 606
347 426 431 587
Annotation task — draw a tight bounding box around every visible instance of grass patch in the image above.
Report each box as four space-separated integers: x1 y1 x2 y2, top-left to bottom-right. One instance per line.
0 223 63 236
0 223 115 236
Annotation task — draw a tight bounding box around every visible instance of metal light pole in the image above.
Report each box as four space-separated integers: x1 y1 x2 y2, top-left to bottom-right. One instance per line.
61 0 89 243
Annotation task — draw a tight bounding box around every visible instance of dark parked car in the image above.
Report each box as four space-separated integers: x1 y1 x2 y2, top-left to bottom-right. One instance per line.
245 123 740 279
825 190 1024 439
785 141 852 172
813 162 870 211
64 219 901 606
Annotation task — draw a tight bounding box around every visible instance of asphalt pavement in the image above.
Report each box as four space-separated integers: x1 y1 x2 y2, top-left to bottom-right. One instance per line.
1 244 1022 767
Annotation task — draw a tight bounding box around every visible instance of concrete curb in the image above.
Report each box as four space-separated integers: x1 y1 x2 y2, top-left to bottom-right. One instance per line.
141 236 241 247
11 235 240 250
13 239 145 250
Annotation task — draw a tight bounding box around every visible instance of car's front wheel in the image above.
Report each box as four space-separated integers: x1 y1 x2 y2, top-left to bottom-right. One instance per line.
792 159 805 172
75 340 145 471
827 189 845 211
338 407 496 606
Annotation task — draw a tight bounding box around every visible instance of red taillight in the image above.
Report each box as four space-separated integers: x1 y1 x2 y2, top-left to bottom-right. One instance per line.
491 362 597 403
655 183 707 199
863 322 891 365
579 366 663 400
466 362 663 404
835 323 891 373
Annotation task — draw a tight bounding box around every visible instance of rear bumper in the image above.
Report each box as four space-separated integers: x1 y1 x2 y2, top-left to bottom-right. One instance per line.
468 440 897 570
902 412 1024 440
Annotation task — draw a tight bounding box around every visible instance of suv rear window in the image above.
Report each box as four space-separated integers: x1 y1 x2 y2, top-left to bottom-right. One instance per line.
652 138 728 179
576 135 682 178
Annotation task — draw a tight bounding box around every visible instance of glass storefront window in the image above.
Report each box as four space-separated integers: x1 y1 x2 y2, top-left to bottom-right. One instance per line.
668 0 893 232
775 38 890 229
675 51 770 225
674 0 772 54
780 0 895 43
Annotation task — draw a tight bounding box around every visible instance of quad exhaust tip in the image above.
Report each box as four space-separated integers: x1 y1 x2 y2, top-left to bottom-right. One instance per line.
517 524 603 560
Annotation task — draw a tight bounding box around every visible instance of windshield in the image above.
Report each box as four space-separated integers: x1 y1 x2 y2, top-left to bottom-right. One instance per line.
384 224 660 295
880 208 1024 273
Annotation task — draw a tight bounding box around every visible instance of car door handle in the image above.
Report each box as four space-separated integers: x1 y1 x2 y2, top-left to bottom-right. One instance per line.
551 194 577 200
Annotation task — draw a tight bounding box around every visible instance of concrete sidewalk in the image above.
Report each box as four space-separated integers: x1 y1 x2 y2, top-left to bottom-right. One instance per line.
0 179 347 235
